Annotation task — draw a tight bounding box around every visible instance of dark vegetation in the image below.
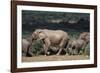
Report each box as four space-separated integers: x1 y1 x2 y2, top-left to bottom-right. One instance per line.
22 10 90 56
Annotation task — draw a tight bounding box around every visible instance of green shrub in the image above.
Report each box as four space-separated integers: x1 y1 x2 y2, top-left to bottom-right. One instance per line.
31 40 44 55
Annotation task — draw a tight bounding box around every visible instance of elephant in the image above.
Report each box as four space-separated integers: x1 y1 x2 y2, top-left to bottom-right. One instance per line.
67 32 90 55
67 39 87 55
79 32 90 43
22 39 33 57
31 29 69 56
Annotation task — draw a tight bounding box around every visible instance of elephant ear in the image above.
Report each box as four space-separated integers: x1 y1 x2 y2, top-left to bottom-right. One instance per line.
38 31 48 40
38 31 51 46
79 32 89 42
32 29 43 39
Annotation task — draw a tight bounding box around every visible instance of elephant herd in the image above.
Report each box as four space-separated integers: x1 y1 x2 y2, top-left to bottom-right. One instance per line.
22 29 90 57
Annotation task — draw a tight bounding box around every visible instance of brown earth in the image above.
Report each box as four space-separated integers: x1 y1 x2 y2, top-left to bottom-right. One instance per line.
22 55 89 62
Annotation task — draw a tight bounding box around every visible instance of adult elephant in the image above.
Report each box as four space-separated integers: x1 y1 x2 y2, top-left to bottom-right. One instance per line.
31 29 69 56
67 32 90 55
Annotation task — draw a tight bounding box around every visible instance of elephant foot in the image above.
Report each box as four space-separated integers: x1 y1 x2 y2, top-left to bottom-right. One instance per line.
44 54 47 56
56 53 60 56
86 55 89 58
79 51 83 55
65 53 69 55
47 52 50 55
56 48 62 55
44 52 50 56
26 51 33 57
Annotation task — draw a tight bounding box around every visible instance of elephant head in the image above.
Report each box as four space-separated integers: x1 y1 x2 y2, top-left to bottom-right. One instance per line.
79 32 90 43
32 29 48 42
31 29 51 56
32 29 41 41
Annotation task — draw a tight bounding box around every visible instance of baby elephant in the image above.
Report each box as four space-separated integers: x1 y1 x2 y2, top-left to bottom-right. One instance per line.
22 39 33 57
67 32 89 55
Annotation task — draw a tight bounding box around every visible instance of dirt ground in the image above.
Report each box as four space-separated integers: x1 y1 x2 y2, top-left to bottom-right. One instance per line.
22 55 90 62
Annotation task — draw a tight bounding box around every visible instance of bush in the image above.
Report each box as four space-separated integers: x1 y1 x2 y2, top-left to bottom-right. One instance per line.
31 40 44 56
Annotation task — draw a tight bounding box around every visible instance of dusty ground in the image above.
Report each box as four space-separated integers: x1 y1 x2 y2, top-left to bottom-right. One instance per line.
22 55 90 62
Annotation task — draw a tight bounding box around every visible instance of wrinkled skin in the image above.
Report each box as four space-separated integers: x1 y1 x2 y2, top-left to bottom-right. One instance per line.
31 29 69 56
67 32 90 55
22 39 33 57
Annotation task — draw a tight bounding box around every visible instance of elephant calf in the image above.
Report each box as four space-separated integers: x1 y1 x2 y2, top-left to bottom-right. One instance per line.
22 39 33 57
67 32 90 55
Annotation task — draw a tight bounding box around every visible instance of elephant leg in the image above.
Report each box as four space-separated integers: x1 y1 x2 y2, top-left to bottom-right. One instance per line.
71 45 78 55
26 45 33 57
56 39 66 55
73 49 79 55
79 44 87 55
71 48 75 55
65 48 69 55
43 44 48 56
43 38 51 56
56 47 62 55
66 42 72 55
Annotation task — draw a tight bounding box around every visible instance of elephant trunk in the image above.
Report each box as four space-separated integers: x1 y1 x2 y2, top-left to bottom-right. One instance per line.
26 45 33 57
